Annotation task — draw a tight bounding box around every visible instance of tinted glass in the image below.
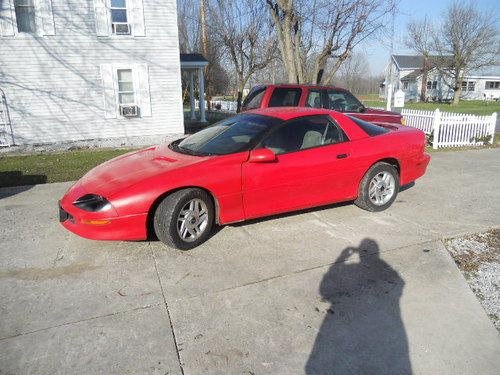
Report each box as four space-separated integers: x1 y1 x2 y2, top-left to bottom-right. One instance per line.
268 88 302 107
347 115 389 136
306 89 323 108
242 87 266 109
261 116 346 155
175 114 281 155
327 90 363 112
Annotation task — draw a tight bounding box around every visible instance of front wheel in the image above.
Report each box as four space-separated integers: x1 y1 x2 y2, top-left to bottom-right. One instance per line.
354 162 400 212
153 188 214 250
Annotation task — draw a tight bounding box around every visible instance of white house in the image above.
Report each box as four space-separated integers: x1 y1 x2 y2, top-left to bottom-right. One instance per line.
380 55 500 102
0 0 196 146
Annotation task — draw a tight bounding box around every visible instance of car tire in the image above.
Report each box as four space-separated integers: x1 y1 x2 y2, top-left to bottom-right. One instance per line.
153 188 214 250
354 162 400 212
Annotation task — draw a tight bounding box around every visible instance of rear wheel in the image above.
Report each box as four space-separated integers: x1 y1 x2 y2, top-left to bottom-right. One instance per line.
354 162 399 212
153 188 214 250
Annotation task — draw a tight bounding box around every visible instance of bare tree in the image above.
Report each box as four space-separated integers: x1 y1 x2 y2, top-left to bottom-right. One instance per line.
208 0 276 111
406 17 434 101
434 2 499 104
266 0 396 84
335 52 369 92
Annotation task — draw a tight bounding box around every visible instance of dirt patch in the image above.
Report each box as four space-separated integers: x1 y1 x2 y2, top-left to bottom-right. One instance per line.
445 229 500 331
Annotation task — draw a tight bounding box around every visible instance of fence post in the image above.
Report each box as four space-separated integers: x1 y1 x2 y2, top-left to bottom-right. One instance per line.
433 109 441 149
489 112 497 144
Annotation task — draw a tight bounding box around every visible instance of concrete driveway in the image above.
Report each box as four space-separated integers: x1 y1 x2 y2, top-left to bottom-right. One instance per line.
1 148 499 374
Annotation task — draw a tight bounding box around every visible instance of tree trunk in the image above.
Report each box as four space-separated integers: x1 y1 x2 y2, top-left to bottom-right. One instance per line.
452 85 461 105
236 91 243 113
420 55 428 102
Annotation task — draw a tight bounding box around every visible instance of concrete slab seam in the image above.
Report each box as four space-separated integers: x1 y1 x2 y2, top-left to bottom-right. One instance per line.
149 243 186 375
0 303 161 342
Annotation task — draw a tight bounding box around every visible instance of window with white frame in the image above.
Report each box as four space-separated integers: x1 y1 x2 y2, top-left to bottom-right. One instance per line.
432 81 437 89
468 81 475 91
93 0 145 37
403 82 408 90
14 0 36 34
117 69 135 104
110 0 130 34
100 63 151 118
485 81 500 89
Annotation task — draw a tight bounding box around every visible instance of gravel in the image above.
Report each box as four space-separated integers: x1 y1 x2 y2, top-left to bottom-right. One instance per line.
0 134 183 155
445 229 500 331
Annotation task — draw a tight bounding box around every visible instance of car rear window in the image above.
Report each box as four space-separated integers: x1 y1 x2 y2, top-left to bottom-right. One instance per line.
268 88 302 107
347 115 389 136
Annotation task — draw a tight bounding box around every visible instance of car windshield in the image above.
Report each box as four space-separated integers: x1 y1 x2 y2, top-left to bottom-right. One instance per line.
172 114 281 156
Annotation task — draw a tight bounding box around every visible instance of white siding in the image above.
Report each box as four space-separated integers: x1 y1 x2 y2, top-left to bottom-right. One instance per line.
0 0 183 145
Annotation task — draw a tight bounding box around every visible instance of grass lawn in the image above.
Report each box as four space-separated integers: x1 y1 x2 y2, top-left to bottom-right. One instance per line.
362 99 500 116
0 148 134 188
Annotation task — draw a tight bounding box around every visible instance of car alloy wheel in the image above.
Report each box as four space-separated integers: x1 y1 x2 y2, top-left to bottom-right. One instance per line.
177 198 209 242
368 171 396 206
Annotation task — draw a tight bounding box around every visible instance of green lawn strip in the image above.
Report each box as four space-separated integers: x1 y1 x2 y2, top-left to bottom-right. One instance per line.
362 99 500 116
0 148 135 188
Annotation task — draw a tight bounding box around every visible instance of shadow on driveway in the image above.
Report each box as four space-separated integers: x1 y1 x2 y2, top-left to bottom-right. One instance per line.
306 239 411 374
0 171 47 199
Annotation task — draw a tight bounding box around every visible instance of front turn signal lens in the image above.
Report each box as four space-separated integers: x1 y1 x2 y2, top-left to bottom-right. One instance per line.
80 219 111 225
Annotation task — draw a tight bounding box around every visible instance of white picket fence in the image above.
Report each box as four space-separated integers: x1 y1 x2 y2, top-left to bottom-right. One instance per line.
195 99 237 113
401 109 497 149
194 100 497 149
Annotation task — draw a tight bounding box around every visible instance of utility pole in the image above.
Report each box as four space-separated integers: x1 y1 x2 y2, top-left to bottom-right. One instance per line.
200 0 210 110
386 6 395 111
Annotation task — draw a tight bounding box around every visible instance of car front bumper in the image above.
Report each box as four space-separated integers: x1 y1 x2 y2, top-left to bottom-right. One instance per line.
58 182 148 241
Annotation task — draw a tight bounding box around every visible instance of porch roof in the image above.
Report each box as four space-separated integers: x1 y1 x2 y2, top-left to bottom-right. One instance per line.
180 53 209 69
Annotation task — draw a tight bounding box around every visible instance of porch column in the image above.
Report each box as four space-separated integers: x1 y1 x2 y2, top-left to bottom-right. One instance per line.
189 71 196 120
198 68 206 122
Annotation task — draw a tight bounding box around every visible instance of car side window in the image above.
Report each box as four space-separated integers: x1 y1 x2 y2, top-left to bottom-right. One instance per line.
268 88 302 107
306 89 323 108
261 116 347 155
243 87 266 109
327 90 363 112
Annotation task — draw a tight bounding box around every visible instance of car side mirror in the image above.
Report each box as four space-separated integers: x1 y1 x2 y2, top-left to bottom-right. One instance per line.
248 148 277 163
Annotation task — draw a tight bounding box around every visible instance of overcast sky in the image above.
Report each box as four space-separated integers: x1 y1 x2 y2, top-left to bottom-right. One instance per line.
359 0 499 76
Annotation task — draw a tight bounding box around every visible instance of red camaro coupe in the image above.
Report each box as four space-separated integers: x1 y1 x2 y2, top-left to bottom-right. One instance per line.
59 107 430 250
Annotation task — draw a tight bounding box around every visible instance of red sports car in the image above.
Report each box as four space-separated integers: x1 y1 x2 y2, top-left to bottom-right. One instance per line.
59 107 430 250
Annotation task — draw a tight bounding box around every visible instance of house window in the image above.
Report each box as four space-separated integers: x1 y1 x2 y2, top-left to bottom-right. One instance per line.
427 81 432 90
403 82 409 90
432 81 437 89
117 69 135 105
461 81 468 90
14 0 36 34
467 81 475 91
485 81 500 89
110 0 129 33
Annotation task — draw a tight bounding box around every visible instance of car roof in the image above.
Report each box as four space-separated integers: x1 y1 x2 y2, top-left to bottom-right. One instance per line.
245 106 339 121
255 84 348 91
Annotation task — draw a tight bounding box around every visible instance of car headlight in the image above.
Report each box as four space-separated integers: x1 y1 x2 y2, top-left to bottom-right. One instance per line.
73 194 112 212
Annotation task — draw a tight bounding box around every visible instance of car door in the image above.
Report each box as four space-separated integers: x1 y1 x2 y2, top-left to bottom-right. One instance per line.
242 115 356 220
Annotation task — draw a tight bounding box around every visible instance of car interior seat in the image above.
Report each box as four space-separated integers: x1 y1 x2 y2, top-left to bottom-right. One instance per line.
300 130 323 149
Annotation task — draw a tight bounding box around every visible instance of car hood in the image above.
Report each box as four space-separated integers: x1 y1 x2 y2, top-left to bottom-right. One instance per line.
80 144 208 198
364 107 401 117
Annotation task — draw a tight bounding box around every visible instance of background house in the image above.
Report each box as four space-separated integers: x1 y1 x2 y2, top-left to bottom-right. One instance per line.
0 0 185 146
380 55 500 102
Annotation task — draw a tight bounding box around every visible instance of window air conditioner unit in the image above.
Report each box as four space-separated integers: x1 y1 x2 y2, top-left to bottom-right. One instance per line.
120 104 139 117
112 23 131 35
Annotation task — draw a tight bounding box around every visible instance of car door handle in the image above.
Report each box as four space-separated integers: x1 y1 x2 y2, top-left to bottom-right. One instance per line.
336 153 349 159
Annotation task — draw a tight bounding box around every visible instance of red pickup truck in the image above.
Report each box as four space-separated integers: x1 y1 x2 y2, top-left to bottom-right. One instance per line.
240 84 405 126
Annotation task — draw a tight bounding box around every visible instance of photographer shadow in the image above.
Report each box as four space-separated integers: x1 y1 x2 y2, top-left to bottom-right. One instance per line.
306 239 411 375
